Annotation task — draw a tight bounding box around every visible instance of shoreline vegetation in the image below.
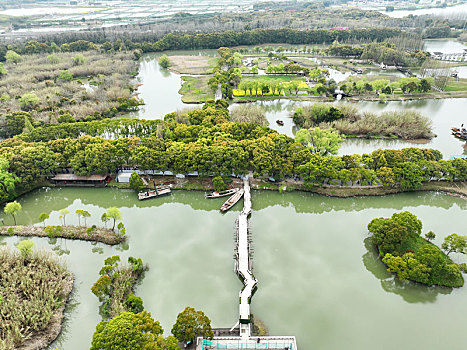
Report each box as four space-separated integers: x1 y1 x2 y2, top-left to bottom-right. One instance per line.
0 246 74 350
0 225 125 245
367 212 464 288
0 101 466 206
111 176 467 199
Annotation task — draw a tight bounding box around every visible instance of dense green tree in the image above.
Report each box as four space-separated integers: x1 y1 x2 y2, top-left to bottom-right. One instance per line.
19 93 40 111
159 55 171 69
382 252 431 285
38 212 50 227
129 172 144 193
5 50 22 64
212 176 227 192
171 307 214 343
368 217 408 256
16 239 34 258
0 158 18 203
425 231 436 241
0 62 7 76
90 311 164 350
295 127 344 156
59 208 70 226
106 207 122 231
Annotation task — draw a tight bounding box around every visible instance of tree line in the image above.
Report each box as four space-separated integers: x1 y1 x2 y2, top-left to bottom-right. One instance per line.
2 28 401 58
0 101 466 204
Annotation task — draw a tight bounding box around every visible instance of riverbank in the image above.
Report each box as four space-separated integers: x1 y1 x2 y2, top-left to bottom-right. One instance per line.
110 176 467 199
0 225 125 245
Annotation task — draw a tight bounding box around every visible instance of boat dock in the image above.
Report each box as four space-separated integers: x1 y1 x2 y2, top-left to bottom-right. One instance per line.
137 185 171 200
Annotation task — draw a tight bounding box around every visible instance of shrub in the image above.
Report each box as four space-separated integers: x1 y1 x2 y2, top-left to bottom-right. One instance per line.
0 247 72 347
212 176 227 192
159 54 171 68
125 294 144 313
19 93 40 111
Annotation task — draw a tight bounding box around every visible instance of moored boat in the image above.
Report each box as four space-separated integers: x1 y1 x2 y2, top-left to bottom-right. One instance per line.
220 189 245 212
138 185 172 201
205 188 239 199
451 126 467 141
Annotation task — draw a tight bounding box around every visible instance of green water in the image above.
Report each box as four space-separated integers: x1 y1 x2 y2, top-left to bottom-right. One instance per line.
1 188 466 349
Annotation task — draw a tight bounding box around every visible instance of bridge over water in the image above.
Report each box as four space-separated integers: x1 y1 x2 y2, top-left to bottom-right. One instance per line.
197 178 298 350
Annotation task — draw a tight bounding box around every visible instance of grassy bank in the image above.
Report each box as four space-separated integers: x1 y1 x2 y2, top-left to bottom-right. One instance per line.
0 225 125 245
179 76 214 103
251 178 467 199
0 247 74 349
114 175 467 199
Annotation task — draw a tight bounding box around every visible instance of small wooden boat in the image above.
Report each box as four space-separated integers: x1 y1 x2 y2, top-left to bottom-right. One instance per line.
220 189 245 212
205 188 239 199
138 185 172 201
451 127 467 141
276 120 284 126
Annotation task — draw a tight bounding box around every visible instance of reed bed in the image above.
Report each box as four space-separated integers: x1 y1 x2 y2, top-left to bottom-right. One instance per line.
323 110 434 139
0 51 138 123
230 104 268 126
294 103 434 140
0 247 73 350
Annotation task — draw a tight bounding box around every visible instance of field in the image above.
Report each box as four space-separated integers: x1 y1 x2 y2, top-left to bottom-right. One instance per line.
179 75 215 103
169 55 217 75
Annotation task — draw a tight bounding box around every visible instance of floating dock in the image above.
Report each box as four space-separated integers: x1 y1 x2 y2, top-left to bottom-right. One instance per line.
137 185 171 201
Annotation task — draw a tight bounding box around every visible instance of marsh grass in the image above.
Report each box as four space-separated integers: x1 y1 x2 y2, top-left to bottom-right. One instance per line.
0 51 138 123
295 103 434 139
0 247 73 349
324 110 434 139
230 104 268 126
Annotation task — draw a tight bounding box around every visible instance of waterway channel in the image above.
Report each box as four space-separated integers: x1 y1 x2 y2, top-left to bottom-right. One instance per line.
0 188 466 349
131 49 467 158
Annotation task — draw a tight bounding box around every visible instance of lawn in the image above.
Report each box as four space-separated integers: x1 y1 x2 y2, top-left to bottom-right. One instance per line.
179 76 214 103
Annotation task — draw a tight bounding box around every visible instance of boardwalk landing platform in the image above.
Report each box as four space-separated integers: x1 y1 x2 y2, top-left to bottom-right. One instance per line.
195 178 298 350
197 336 298 350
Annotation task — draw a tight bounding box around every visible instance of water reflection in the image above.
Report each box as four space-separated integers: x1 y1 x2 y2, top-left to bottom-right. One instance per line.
362 238 452 303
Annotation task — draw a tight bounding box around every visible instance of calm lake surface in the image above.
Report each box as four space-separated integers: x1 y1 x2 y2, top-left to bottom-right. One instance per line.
1 188 466 349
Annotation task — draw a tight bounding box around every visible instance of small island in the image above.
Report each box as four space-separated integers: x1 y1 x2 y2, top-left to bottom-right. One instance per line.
368 211 464 288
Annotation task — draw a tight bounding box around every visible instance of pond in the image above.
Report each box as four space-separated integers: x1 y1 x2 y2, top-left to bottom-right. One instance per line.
131 50 218 119
0 188 466 349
